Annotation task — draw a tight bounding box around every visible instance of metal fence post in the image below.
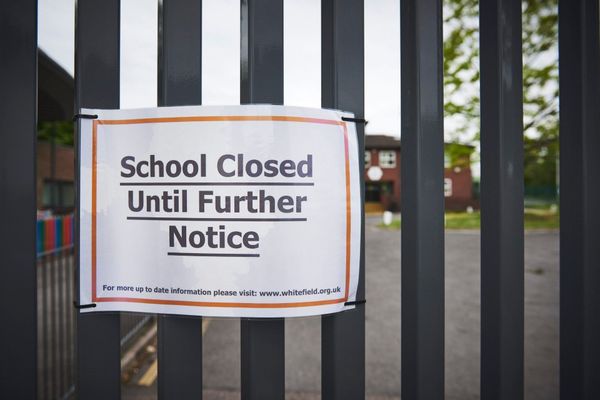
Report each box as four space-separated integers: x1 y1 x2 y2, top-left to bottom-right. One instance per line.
157 1 204 398
400 0 445 398
321 1 365 399
479 1 525 399
75 1 122 399
559 1 600 399
0 1 37 398
239 1 285 399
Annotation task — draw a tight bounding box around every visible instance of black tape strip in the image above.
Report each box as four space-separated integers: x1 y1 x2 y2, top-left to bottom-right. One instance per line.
341 116 368 125
73 301 97 310
73 113 98 122
344 299 366 307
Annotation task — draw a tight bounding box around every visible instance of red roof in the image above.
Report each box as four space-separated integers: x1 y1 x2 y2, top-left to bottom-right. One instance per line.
365 134 400 149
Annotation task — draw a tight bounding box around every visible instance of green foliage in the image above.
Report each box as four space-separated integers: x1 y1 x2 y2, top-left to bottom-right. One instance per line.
445 142 474 168
443 0 479 142
524 132 558 187
38 121 75 146
521 0 559 145
443 0 559 188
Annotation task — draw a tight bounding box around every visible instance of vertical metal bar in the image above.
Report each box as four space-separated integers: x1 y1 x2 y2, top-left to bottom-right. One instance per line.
240 0 284 104
37 259 43 400
0 1 37 398
51 126 57 208
320 1 365 399
241 320 284 400
71 250 76 393
559 1 600 399
158 0 202 106
42 257 50 400
479 1 524 399
239 1 285 399
75 1 121 399
66 249 73 393
156 1 203 398
400 0 445 398
51 253 58 398
58 250 65 396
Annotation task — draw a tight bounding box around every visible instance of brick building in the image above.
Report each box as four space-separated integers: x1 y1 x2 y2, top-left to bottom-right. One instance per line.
365 134 475 212
37 142 75 211
37 50 75 212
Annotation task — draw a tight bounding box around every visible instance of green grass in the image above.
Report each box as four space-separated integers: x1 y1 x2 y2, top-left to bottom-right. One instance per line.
522 207 560 229
378 207 559 230
446 211 481 229
380 219 402 229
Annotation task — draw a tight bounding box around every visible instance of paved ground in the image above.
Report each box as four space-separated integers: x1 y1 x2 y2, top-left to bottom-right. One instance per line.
123 217 559 399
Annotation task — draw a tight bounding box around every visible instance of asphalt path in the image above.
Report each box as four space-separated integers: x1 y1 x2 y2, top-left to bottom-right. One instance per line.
123 217 559 399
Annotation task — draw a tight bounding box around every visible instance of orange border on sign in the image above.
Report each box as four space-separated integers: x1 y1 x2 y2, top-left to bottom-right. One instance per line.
90 115 353 309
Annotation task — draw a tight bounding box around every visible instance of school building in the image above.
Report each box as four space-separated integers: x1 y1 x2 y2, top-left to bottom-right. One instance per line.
36 50 75 213
365 134 475 212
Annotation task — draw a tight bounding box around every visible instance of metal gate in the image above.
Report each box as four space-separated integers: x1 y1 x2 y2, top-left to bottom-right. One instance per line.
1 0 599 399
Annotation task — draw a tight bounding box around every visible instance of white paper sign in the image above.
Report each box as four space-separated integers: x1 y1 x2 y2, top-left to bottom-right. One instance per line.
78 105 361 318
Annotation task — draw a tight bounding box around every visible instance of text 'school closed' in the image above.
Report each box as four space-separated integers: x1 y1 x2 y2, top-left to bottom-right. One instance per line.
121 154 313 179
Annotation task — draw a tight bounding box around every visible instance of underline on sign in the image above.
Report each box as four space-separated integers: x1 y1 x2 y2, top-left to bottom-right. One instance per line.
127 216 307 222
167 252 260 258
120 181 314 186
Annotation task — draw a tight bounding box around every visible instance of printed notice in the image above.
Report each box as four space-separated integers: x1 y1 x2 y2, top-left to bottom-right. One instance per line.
78 105 361 317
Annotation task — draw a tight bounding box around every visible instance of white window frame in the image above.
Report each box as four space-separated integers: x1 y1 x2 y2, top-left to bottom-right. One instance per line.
444 178 453 197
378 150 396 168
365 150 371 167
444 153 451 168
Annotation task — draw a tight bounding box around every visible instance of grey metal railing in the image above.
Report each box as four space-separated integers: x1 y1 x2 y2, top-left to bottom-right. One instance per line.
157 1 204 397
36 245 155 400
2 1 599 400
37 246 76 400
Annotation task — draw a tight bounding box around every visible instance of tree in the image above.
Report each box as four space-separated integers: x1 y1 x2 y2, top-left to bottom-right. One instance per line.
38 121 75 146
443 0 558 195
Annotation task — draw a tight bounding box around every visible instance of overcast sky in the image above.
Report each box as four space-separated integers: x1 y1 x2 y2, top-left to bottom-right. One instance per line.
38 0 401 137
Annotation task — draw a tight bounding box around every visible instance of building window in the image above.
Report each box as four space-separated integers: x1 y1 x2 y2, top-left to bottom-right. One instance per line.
378 150 396 168
365 151 371 167
42 180 75 211
444 178 453 197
